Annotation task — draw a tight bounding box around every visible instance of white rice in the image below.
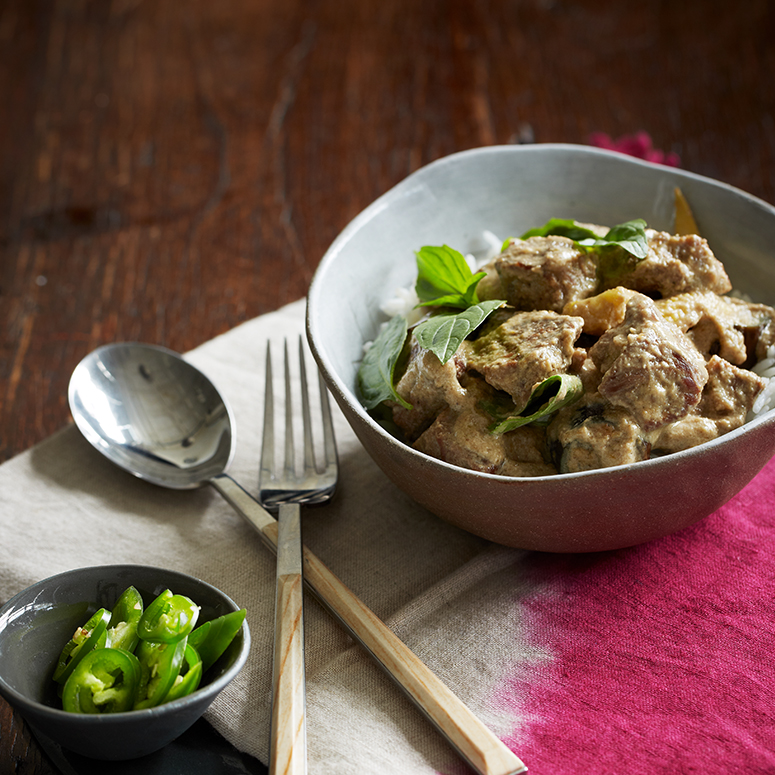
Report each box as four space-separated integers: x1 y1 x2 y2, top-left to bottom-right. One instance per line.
750 344 775 418
475 230 505 265
379 286 421 323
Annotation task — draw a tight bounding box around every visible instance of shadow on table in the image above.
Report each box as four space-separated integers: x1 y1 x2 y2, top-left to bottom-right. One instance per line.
33 717 268 775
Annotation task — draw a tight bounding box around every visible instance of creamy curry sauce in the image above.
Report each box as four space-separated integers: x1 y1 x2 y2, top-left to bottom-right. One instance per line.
386 229 775 476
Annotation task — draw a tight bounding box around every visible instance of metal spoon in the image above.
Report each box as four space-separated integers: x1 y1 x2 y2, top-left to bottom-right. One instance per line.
68 342 237 490
68 342 527 775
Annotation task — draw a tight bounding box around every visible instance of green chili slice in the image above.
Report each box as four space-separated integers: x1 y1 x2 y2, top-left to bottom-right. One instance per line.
163 643 203 703
188 609 246 672
61 647 141 714
106 585 144 652
133 637 187 709
137 589 199 644
52 608 111 685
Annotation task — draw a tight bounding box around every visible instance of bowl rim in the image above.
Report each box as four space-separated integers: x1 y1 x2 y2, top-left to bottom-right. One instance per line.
306 142 775 484
0 563 251 721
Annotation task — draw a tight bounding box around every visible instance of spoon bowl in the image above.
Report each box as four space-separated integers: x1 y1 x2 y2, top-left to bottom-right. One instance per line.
69 343 236 489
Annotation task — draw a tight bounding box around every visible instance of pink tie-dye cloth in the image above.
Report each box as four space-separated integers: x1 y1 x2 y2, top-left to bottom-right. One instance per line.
503 456 775 775
588 130 681 167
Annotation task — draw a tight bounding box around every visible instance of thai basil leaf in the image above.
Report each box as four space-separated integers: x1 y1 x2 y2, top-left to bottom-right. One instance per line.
521 218 649 260
414 300 505 365
357 315 411 410
520 218 603 243
415 245 485 309
489 373 583 433
577 218 649 259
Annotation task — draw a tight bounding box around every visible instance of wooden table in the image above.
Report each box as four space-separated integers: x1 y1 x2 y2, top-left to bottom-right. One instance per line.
1 1 773 771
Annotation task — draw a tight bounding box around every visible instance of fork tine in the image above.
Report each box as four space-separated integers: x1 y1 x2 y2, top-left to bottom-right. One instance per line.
297 337 316 476
260 337 337 509
317 368 337 474
260 342 275 483
282 340 295 481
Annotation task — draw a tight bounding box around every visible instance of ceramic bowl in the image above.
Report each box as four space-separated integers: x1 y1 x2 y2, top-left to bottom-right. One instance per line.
0 564 250 760
306 143 775 552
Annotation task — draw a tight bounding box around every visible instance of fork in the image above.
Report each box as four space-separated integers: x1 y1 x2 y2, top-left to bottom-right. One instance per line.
214 338 525 775
260 337 337 775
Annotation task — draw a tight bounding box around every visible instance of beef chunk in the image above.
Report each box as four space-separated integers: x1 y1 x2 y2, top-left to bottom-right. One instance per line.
392 335 468 442
651 355 765 454
501 425 557 477
465 309 584 410
414 404 506 474
478 236 598 312
599 230 731 299
589 293 708 430
698 355 765 428
547 395 651 473
413 378 556 476
747 301 775 361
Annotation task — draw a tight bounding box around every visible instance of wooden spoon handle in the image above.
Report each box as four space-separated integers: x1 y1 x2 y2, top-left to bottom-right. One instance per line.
212 474 527 775
269 503 307 775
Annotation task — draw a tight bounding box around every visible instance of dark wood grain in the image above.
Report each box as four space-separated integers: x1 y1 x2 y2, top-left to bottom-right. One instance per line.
1 0 774 771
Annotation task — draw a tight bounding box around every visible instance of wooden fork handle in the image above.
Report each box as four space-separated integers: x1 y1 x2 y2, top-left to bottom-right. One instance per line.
299 547 527 775
211 474 527 775
270 503 307 775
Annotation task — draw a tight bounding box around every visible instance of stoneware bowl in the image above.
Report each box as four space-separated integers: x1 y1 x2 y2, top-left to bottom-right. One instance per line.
0 564 250 760
306 143 775 553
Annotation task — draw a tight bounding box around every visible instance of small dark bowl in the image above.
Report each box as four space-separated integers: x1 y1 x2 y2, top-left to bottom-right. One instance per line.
0 565 250 760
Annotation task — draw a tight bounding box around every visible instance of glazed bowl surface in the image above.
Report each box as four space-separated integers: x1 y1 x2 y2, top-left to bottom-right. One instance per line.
306 143 775 552
0 564 249 760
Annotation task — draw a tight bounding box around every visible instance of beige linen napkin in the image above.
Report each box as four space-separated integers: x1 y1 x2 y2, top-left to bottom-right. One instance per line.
0 299 541 774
